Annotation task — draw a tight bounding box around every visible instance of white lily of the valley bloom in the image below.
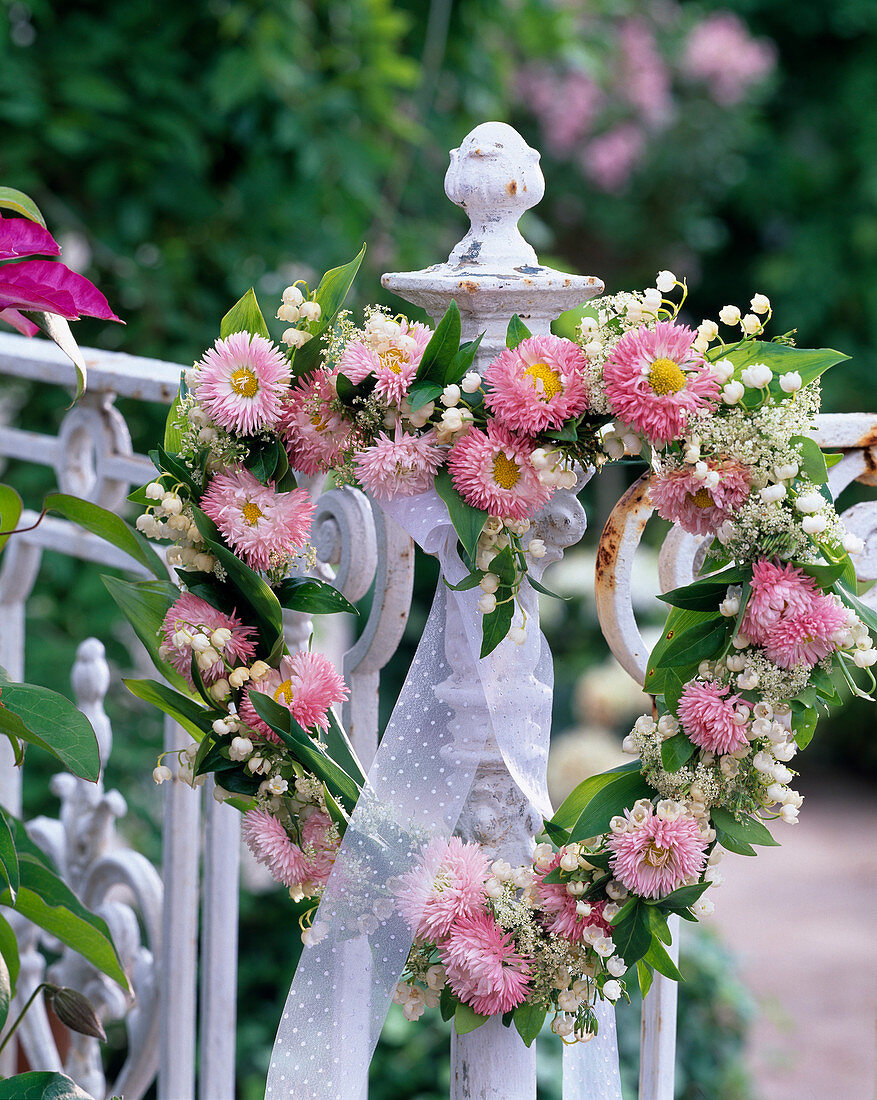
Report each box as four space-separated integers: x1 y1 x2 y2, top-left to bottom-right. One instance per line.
282 327 312 349
759 483 786 503
750 293 771 314
854 648 877 667
692 897 715 917
719 304 741 326
298 300 321 323
843 532 865 554
477 592 496 614
153 765 172 784
710 358 735 384
722 380 745 405
441 383 461 407
779 370 803 393
775 462 799 481
698 319 719 342
655 270 677 292
741 313 762 335
602 980 622 1001
509 626 527 645
779 804 800 823
802 514 828 535
579 315 599 335
527 538 546 558
607 955 627 977
479 572 499 594
229 736 254 761
282 284 304 306
720 594 740 617
552 1017 575 1038
642 287 662 311
301 921 329 947
741 362 772 388
795 492 823 514
461 371 481 393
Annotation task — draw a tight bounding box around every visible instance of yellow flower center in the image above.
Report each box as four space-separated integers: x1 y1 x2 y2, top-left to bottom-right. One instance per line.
688 487 714 509
524 361 563 401
379 347 406 374
649 357 686 396
273 678 294 706
431 867 452 894
230 366 260 398
493 450 521 490
241 501 263 526
310 413 328 432
643 841 672 869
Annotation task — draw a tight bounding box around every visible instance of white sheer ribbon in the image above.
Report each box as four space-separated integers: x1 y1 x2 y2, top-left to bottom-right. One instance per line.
265 490 621 1099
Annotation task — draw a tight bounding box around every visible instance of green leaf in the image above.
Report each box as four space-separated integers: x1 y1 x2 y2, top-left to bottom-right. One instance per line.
711 806 779 853
248 692 361 811
190 507 284 657
0 1071 94 1099
0 187 47 226
275 577 357 616
796 559 846 588
555 764 652 844
0 684 100 781
454 1001 490 1035
636 960 653 998
43 494 166 580
611 901 651 967
448 334 484 383
645 607 719 692
659 617 730 669
506 314 532 349
717 341 849 398
443 571 484 592
102 576 191 693
8 855 128 990
791 701 818 749
649 881 711 910
244 436 284 484
0 913 20 991
439 985 456 1022
657 567 749 612
405 380 443 412
323 710 367 789
644 937 683 982
433 467 487 560
660 734 696 772
152 445 202 499
549 761 643 832
479 596 515 658
513 1001 546 1046
291 246 366 378
415 301 462 385
163 381 186 453
527 575 569 601
0 939 10 1031
0 484 23 553
791 434 828 484
123 679 213 740
661 668 686 716
220 288 270 339
0 808 19 902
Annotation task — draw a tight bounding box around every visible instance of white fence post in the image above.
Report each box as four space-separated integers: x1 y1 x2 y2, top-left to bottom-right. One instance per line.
383 121 603 1099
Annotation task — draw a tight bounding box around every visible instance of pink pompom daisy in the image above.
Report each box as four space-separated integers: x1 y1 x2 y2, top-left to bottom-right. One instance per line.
536 853 611 942
484 335 589 434
281 369 356 476
201 466 316 571
603 320 720 444
196 332 290 435
741 559 819 645
440 910 532 1017
355 426 444 500
300 809 339 887
160 592 257 686
240 650 348 737
649 458 752 536
338 320 432 405
761 598 848 669
396 836 491 942
676 680 750 754
447 423 552 520
607 804 708 900
242 809 311 890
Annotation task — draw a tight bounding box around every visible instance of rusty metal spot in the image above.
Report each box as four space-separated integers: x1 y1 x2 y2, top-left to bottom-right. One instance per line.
458 280 479 293
506 179 518 195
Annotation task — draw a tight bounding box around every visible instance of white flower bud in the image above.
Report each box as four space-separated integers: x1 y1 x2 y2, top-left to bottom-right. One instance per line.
719 305 741 326
795 492 823 514
853 648 877 667
607 955 627 977
145 481 165 500
477 593 497 615
210 678 230 701
741 362 772 388
843 533 864 555
775 463 799 481
802 514 828 535
509 626 527 646
527 538 546 559
441 383 461 407
461 371 481 393
299 300 322 323
153 764 173 784
282 285 305 306
602 980 622 1001
229 736 254 761
655 270 676 293
741 313 762 335
779 371 802 393
760 483 787 503
721 380 745 405
276 302 301 323
750 293 770 314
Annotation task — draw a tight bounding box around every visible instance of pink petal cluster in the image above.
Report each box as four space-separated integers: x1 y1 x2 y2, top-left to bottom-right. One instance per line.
649 458 752 536
281 369 355 476
536 853 611 942
242 809 311 890
200 466 315 571
242 808 338 894
676 681 750 754
603 320 720 444
160 592 256 686
447 423 552 520
741 559 847 669
196 332 290 435
355 427 444 500
607 804 707 900
338 320 432 405
439 910 531 1017
241 650 348 737
683 13 776 106
396 837 491 942
484 335 589 434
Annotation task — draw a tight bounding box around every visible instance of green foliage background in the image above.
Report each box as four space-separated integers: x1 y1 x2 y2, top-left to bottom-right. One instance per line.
1 0 875 1095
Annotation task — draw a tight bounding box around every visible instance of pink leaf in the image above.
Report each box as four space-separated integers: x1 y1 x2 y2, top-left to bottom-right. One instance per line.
0 308 40 337
0 214 61 262
0 259 121 322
